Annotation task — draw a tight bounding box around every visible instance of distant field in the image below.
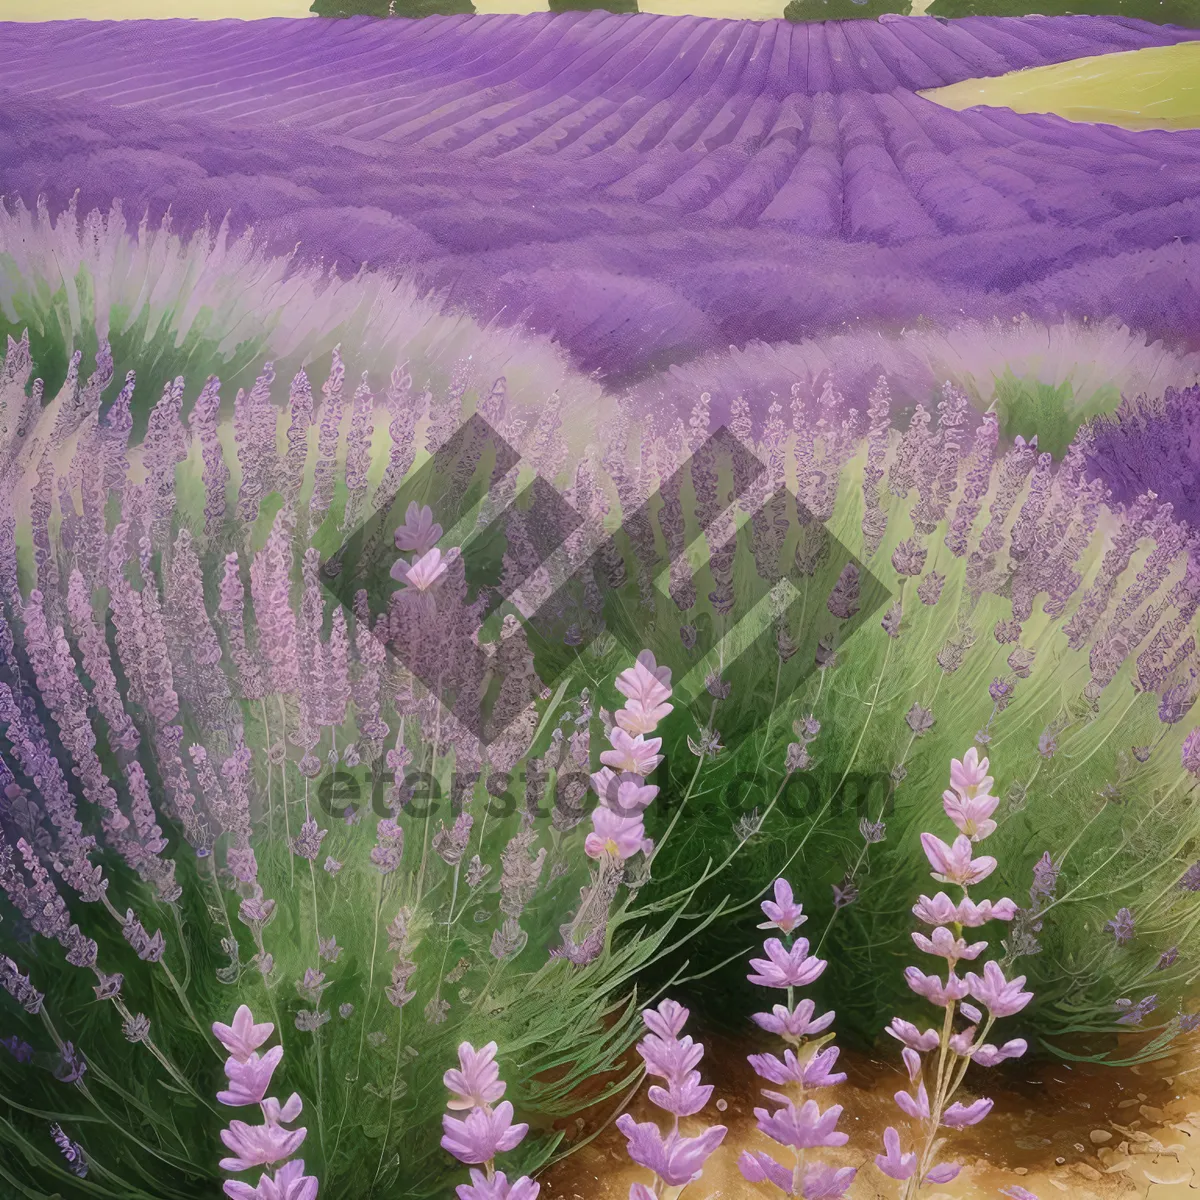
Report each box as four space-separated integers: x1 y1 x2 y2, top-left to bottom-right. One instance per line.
924 39 1200 129
1 13 1198 382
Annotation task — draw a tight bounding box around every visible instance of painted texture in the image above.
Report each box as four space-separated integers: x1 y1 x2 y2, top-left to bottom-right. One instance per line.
925 39 1200 130
1 13 1198 383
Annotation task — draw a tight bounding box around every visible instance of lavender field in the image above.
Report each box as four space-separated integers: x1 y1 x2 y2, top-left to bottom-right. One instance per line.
6 12 1200 1200
1 12 1199 381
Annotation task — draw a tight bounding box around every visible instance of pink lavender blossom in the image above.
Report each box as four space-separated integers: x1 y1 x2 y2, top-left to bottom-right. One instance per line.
214 1005 312 1192
878 748 1029 1198
618 1119 727 1188
599 729 663 776
905 967 969 1008
442 1042 538 1199
971 1039 1028 1066
919 833 997 887
444 1041 506 1111
748 938 827 990
394 503 442 557
912 893 1017 927
964 960 1033 1018
614 651 672 710
456 1170 540 1200
942 1098 994 1127
619 1000 725 1192
219 1117 307 1174
742 874 853 1199
223 1159 319 1200
751 1000 836 1042
213 1005 274 1064
584 807 652 862
885 1019 940 1053
392 546 454 592
441 1104 527 1164
754 1099 849 1150
911 926 988 962
747 1047 846 1090
875 1127 917 1181
758 878 808 934
218 1045 285 1107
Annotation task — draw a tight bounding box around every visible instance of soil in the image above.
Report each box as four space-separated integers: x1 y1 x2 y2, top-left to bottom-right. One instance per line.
540 1029 1200 1198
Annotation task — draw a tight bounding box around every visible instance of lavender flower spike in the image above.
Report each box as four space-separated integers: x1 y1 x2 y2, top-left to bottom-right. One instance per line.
618 999 726 1195
214 1004 316 1197
442 1042 539 1200
877 749 1027 1199
742 876 855 1199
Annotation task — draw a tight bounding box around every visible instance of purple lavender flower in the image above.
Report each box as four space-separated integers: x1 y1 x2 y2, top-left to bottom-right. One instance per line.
1115 995 1157 1026
54 1042 87 1084
50 1123 88 1178
1184 729 1200 779
832 875 859 910
291 818 327 862
1106 907 1136 945
1 1034 32 1062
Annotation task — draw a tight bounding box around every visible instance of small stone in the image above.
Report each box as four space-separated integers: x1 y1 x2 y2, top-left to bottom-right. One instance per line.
1089 1130 1113 1145
1074 1143 1085 1152
1118 1098 1141 1108
1073 1163 1103 1181
1139 1105 1165 1122
1055 1156 1066 1165
1137 1092 1147 1101
1013 1167 1029 1175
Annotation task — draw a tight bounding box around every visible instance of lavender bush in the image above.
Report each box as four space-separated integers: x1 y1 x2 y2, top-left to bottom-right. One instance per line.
0 331 725 1196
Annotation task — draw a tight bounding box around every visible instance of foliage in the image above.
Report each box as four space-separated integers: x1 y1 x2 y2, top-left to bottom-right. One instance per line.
928 0 1200 24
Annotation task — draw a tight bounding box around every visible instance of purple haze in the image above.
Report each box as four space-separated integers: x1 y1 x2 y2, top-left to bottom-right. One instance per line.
0 12 1198 381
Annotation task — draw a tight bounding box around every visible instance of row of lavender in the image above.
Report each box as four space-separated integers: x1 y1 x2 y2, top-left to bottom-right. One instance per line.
2 326 1200 1195
2 16 1199 380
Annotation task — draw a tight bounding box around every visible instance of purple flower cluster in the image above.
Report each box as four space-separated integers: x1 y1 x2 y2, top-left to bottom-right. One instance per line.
739 879 854 1200
557 651 671 964
214 1004 318 1200
441 1041 539 1200
877 749 1030 1197
618 1000 726 1198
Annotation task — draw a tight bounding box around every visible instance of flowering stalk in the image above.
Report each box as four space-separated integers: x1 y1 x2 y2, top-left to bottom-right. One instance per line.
441 1041 539 1200
214 1004 318 1200
559 650 671 962
875 749 1030 1197
617 999 726 1200
739 879 855 1200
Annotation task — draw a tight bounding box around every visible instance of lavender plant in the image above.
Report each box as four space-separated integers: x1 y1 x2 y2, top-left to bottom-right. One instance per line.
441 1041 540 1200
738 878 856 1200
215 1004 318 1200
875 748 1030 1194
597 374 1200 1063
3 198 1200 1199
616 999 726 1200
0 333 725 1198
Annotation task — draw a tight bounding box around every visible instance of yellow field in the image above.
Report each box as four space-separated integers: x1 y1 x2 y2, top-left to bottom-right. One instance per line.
922 40 1200 132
